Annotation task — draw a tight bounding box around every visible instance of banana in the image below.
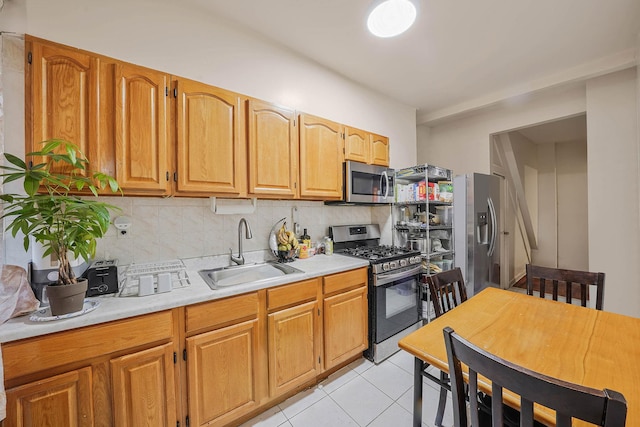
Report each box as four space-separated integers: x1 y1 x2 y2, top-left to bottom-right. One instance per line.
277 223 290 245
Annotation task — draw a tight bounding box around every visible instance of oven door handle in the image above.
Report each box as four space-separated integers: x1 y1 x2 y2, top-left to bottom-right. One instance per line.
374 265 423 287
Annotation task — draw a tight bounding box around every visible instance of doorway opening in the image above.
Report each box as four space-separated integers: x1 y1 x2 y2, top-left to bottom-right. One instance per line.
491 114 588 288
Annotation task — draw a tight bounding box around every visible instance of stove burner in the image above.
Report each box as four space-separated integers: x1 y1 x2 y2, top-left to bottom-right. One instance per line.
339 245 420 263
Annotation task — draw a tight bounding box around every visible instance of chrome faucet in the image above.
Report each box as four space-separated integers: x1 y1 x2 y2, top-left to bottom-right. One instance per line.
230 218 253 265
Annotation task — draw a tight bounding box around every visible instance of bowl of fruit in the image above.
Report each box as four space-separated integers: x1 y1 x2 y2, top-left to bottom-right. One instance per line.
269 219 300 263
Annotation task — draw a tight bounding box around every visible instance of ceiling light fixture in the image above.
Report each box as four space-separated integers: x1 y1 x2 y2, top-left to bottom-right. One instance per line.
367 0 417 38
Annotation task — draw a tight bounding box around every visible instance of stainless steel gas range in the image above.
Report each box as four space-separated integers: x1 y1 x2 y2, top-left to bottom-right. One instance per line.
330 224 423 363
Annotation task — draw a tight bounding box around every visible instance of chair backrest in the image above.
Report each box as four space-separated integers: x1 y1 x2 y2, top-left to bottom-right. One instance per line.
443 327 627 427
427 267 468 318
526 264 605 310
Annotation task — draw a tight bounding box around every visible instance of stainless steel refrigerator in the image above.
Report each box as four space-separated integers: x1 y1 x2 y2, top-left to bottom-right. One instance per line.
453 173 501 296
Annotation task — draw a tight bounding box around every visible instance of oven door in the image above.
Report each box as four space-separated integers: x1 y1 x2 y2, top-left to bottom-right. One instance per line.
345 161 394 204
371 264 421 344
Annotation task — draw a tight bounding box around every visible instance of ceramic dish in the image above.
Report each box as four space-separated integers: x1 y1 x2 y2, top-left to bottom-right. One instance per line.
29 299 100 322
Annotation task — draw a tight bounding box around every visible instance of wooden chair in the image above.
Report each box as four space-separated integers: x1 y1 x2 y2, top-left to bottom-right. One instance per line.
427 267 468 318
420 267 468 426
526 264 605 310
443 326 627 427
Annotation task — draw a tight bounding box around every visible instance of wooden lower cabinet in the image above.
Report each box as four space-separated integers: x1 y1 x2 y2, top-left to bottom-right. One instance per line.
266 278 322 397
111 343 177 427
5 367 94 427
1 268 369 427
1 310 177 427
323 286 368 370
323 268 368 370
186 318 263 427
268 300 321 396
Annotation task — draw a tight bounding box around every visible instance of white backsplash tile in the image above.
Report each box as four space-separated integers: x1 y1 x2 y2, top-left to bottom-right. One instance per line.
97 198 391 264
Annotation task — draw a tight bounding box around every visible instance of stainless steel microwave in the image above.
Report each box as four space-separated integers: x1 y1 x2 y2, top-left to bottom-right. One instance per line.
336 161 394 204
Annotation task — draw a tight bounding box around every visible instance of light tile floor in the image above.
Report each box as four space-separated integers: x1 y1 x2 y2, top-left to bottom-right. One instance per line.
242 286 543 427
241 349 455 427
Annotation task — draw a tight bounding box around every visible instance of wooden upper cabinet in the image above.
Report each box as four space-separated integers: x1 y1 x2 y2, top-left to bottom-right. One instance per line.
344 126 370 164
26 36 99 175
175 78 245 196
114 62 171 195
247 99 298 198
298 114 344 200
370 133 390 166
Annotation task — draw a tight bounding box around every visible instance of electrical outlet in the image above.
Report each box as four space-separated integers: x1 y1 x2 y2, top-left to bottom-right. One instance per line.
116 228 131 239
114 216 132 240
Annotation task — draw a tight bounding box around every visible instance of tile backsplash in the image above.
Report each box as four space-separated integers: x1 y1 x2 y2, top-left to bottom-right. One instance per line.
96 197 392 265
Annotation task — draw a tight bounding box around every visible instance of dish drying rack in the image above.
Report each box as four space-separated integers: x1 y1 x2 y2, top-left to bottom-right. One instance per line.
118 259 190 297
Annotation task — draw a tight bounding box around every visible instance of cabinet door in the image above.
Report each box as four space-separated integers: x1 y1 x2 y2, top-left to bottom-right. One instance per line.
370 133 390 166
324 286 368 370
176 79 245 196
298 114 343 200
114 62 171 194
268 300 321 396
26 37 99 175
344 126 370 164
186 319 263 427
247 99 297 198
111 343 177 427
5 367 94 427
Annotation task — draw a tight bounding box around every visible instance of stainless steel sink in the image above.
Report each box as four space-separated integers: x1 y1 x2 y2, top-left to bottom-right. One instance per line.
198 262 304 290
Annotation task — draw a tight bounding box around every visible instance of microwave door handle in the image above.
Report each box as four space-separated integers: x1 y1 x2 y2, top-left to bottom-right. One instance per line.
381 171 389 200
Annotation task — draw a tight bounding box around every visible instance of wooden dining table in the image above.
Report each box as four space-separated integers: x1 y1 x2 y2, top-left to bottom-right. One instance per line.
398 287 640 427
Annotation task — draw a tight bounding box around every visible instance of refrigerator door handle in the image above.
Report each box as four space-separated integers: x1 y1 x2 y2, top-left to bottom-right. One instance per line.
487 196 497 257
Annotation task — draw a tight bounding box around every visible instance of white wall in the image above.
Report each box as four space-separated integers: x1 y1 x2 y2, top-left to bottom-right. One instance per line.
556 140 588 270
417 85 588 175
418 71 639 317
535 143 558 267
0 0 418 268
586 68 640 316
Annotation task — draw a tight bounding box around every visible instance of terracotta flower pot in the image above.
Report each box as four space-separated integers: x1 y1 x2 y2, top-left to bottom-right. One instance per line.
46 279 88 316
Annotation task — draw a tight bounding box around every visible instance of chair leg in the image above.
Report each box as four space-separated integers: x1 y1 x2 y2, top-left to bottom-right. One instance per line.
434 371 448 427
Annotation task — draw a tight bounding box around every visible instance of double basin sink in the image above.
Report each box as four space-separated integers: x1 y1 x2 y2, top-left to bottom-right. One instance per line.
199 261 304 290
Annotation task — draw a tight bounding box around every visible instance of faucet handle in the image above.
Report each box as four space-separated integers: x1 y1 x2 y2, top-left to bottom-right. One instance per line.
230 248 244 265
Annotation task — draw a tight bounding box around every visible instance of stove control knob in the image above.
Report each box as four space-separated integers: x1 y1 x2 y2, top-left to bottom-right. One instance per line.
411 256 421 264
399 259 407 267
382 262 390 271
389 261 398 270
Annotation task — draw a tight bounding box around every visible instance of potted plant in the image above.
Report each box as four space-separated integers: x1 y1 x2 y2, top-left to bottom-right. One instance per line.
0 139 121 315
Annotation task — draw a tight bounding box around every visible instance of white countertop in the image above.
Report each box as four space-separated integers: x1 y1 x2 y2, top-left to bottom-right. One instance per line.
0 254 369 344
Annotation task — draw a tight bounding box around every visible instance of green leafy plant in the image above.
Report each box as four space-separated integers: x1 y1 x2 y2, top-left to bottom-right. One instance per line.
0 139 121 285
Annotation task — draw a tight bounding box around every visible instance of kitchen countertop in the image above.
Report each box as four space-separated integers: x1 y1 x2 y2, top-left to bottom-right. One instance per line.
0 253 369 344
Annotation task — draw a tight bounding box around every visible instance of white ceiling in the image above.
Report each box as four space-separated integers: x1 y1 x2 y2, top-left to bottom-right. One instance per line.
515 114 587 144
186 0 639 124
